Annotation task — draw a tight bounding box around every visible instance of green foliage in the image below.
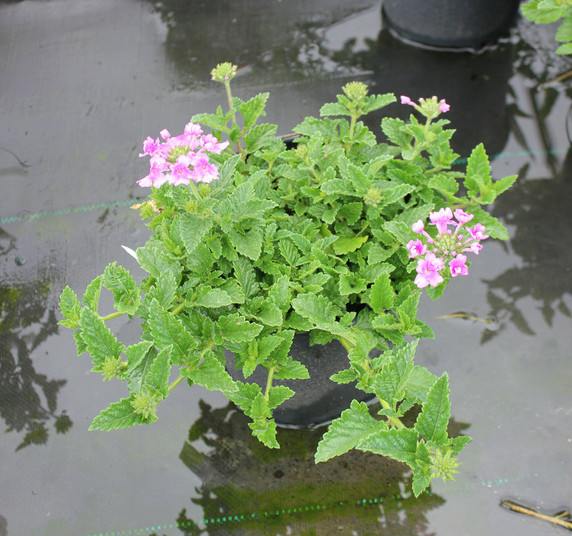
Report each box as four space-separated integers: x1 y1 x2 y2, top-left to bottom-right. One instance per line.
60 65 517 497
521 0 572 54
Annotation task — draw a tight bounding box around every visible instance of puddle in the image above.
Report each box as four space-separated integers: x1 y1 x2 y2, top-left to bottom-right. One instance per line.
1 1 571 535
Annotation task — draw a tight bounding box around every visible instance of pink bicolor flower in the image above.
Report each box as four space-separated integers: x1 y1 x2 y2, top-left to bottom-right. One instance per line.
439 99 450 113
449 254 468 277
429 207 453 234
170 155 194 186
139 136 160 157
412 220 425 233
400 95 418 108
201 134 229 154
453 209 473 224
414 252 445 288
406 239 427 259
466 241 483 255
466 223 489 241
189 152 219 183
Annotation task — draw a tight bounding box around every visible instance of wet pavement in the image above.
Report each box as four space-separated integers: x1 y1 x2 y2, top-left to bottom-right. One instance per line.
1 1 572 535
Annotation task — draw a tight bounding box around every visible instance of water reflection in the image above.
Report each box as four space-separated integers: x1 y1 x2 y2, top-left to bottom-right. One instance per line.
0 244 73 450
483 148 572 342
146 0 379 88
171 400 469 535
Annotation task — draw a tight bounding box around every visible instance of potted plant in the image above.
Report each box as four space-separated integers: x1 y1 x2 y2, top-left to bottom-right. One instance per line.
58 62 517 497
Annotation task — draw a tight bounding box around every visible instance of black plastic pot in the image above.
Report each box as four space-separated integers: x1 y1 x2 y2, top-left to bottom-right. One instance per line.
382 0 521 50
226 332 375 428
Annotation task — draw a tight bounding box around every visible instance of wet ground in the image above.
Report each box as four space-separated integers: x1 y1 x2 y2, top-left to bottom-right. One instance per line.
1 1 572 535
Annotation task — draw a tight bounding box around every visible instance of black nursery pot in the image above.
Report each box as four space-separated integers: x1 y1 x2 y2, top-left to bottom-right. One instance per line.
382 0 521 50
227 332 374 428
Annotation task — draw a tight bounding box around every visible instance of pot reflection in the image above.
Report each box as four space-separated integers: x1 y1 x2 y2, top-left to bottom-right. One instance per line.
173 400 471 535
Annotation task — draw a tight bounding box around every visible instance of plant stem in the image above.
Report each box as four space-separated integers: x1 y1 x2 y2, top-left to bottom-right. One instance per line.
167 375 184 393
379 398 404 429
264 366 276 402
189 180 203 202
224 80 243 155
171 301 185 316
100 311 124 321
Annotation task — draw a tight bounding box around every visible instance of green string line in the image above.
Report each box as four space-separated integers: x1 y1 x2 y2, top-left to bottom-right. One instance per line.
83 474 530 536
1 147 569 226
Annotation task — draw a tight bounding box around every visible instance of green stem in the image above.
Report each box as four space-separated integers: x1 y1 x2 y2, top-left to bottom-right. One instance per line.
264 366 276 402
100 311 124 321
224 80 243 156
379 398 404 429
167 375 184 393
188 179 203 202
171 301 185 316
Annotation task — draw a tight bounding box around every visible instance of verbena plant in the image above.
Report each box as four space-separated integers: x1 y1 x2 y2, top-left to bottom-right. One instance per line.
59 63 516 496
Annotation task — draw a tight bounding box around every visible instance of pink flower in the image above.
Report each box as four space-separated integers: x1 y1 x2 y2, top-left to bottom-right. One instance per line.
466 241 483 255
449 254 468 277
466 223 489 241
439 99 450 113
406 239 427 258
412 220 425 233
139 136 160 157
414 252 445 288
159 129 171 140
201 133 229 154
400 95 418 108
189 152 219 183
453 209 473 224
169 155 194 186
429 207 453 234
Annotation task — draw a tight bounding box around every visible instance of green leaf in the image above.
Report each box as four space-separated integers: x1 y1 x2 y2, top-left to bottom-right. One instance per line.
218 312 263 342
177 213 214 256
83 275 104 312
257 301 283 327
291 293 338 328
229 230 263 261
103 262 141 315
405 365 437 404
182 351 236 394
238 92 269 130
367 272 395 314
357 427 418 468
194 287 234 308
59 286 81 328
319 102 350 117
88 397 147 430
147 300 195 365
492 174 518 197
274 357 310 380
233 257 259 299
136 243 181 282
248 416 280 449
372 340 417 404
125 341 156 394
338 202 363 225
333 235 369 255
330 368 358 384
316 400 383 462
464 143 494 202
339 272 367 296
147 346 172 397
268 275 291 311
267 385 295 410
412 441 433 497
415 373 451 445
79 307 124 370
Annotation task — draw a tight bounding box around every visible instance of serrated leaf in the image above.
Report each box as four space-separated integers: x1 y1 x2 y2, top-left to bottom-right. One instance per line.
238 92 269 130
136 243 182 282
291 293 338 328
268 274 291 311
147 346 172 397
415 373 451 445
357 427 418 468
125 341 155 394
372 340 417 404
228 381 262 414
59 286 81 328
368 272 395 314
233 256 259 299
182 351 236 393
464 143 492 201
147 299 195 365
103 262 141 315
249 416 279 449
405 365 437 404
194 287 234 308
83 275 104 312
88 397 148 430
319 102 350 117
316 400 383 462
338 202 363 225
229 229 262 260
218 312 263 342
267 385 295 410
332 234 369 255
177 213 214 256
79 307 124 370
330 368 358 384
257 301 283 326
274 356 310 380
449 435 471 455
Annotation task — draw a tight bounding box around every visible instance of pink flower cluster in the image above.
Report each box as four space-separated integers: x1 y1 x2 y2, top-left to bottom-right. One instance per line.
400 95 450 114
406 208 489 289
137 122 228 188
